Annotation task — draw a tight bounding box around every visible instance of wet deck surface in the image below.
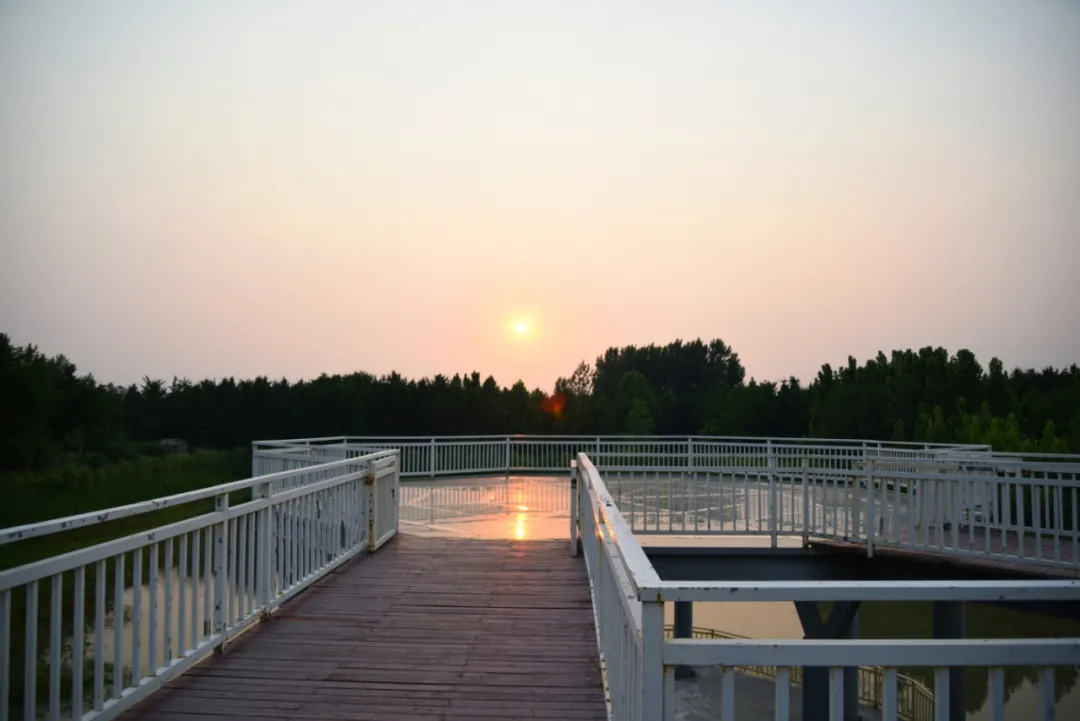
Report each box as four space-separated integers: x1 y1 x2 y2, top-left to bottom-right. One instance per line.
121 533 605 721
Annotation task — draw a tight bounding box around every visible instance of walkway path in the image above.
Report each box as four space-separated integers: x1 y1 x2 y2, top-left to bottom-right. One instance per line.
122 534 606 720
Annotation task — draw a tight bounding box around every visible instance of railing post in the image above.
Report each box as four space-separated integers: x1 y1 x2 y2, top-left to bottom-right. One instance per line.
641 599 665 720
570 461 579 556
768 439 777 548
366 461 377 552
429 438 436 478
687 437 693 473
254 480 272 615
505 436 511 479
213 492 229 648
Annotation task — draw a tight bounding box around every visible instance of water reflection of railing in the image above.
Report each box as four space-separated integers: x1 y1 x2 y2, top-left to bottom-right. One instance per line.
663 625 934 721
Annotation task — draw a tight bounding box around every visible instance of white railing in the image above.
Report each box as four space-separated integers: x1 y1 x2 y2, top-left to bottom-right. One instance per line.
253 435 989 479
255 435 1079 574
572 451 1080 721
661 626 935 721
0 450 400 721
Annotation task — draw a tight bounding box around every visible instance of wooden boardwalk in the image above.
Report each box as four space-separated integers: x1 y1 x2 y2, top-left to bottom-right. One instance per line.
122 535 606 721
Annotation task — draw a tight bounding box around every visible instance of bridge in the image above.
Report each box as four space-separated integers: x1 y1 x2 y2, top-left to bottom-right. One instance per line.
2 435 1079 721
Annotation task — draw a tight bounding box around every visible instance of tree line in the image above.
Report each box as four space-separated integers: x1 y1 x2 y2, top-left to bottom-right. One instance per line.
2 332 1077 475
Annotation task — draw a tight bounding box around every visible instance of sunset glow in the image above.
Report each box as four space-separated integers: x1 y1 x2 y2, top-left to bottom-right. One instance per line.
1 3 1077 390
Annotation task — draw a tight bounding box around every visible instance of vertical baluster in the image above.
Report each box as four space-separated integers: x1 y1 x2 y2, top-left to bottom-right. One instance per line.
294 495 304 582
950 476 960 552
909 479 917 548
775 667 791 721
967 477 975 548
743 474 751 533
48 574 61 721
300 495 308 578
1038 668 1054 721
164 538 173 665
71 567 85 720
309 494 316 575
93 559 105 711
829 667 844 721
706 468 713 532
1072 486 1078 569
1054 484 1062 564
287 499 296 588
1033 482 1043 562
244 514 254 616
177 535 187 656
719 666 735 721
203 527 211 639
190 531 199 650
148 544 158 676
229 518 238 627
24 580 38 721
1002 479 1012 555
112 554 124 698
934 668 950 721
0 587 11 721
667 472 673 532
1016 474 1027 561
132 548 143 684
882 668 898 721
987 667 1005 721
0 589 8 721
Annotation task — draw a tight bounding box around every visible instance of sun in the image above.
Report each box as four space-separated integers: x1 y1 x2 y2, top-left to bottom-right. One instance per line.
514 320 529 336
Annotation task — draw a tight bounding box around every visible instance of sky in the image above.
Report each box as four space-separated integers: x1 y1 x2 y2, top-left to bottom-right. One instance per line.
2 1 1078 392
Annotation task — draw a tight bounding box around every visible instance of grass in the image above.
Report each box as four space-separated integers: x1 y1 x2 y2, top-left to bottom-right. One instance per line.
0 449 250 570
1 449 251 716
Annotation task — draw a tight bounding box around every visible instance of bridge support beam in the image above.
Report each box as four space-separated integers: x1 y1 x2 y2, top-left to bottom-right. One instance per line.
673 601 696 680
934 601 966 721
796 601 860 721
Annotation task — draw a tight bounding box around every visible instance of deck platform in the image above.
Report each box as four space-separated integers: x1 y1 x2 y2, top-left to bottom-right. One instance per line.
121 534 605 721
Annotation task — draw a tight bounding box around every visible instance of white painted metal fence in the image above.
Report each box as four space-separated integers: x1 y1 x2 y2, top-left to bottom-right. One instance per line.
571 451 1080 721
256 435 1079 574
252 435 990 480
0 450 399 721
5 435 1079 721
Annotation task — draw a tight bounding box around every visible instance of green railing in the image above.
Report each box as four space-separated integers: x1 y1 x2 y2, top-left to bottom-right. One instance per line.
663 626 934 721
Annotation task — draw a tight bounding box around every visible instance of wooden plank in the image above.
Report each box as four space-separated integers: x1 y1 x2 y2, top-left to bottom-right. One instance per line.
121 536 606 720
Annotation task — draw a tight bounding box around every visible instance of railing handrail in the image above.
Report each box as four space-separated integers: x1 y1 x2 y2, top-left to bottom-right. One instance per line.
577 453 661 592
568 446 1080 720
255 434 991 450
662 625 935 721
0 450 399 546
2 448 401 721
